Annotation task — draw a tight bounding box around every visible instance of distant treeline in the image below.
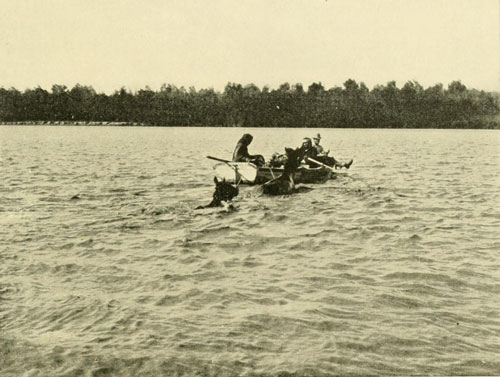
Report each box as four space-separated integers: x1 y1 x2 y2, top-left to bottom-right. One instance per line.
1 80 499 128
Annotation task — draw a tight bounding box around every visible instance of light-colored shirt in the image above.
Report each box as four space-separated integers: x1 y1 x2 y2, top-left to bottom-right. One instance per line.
314 143 324 154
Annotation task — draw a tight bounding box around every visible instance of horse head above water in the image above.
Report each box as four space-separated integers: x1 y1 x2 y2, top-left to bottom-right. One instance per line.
261 147 302 196
196 176 239 209
282 147 302 175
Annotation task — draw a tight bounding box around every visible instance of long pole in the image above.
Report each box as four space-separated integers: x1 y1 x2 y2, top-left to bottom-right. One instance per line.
307 157 336 172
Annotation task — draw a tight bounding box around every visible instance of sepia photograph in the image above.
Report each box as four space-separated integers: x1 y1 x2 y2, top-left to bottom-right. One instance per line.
1 0 499 376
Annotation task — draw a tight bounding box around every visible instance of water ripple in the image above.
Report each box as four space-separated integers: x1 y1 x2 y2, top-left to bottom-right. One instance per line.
1 126 499 376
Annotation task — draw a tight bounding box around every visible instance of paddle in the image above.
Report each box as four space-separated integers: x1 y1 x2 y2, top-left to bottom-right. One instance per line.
206 156 252 184
307 157 337 172
207 155 231 163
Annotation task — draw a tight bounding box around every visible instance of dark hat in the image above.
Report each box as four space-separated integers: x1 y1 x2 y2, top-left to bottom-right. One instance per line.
313 133 321 141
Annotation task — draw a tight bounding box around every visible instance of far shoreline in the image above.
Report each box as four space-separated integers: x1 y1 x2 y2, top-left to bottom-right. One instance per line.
2 81 498 129
1 120 499 130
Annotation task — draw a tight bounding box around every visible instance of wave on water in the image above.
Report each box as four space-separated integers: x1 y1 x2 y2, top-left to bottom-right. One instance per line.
1 126 500 376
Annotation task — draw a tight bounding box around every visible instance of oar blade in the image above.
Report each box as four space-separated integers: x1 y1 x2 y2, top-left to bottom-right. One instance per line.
212 162 258 184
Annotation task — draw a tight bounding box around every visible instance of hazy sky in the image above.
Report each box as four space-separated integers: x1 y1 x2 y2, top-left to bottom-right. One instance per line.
1 0 499 93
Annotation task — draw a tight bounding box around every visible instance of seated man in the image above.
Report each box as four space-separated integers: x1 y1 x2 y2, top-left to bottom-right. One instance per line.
296 137 318 166
313 133 326 155
232 134 265 166
312 134 353 170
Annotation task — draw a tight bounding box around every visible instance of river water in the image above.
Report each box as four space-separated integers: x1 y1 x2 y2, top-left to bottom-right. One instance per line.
1 126 499 376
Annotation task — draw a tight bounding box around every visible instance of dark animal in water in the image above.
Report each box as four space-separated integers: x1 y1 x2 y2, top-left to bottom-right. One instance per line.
196 177 239 209
261 147 302 195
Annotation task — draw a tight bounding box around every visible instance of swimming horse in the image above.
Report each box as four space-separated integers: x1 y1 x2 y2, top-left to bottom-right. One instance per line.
260 147 303 195
196 177 239 209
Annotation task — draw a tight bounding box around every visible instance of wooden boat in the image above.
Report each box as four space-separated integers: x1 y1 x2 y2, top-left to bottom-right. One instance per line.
210 158 332 185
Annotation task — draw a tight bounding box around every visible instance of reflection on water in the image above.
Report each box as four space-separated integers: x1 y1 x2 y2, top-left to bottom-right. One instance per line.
1 126 500 376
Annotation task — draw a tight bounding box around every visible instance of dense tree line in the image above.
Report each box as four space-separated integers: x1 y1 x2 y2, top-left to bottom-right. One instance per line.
0 80 498 128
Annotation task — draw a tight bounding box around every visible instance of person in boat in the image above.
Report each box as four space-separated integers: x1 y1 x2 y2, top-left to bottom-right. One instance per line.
268 137 321 168
297 137 319 166
232 134 265 166
313 133 326 155
311 134 353 169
